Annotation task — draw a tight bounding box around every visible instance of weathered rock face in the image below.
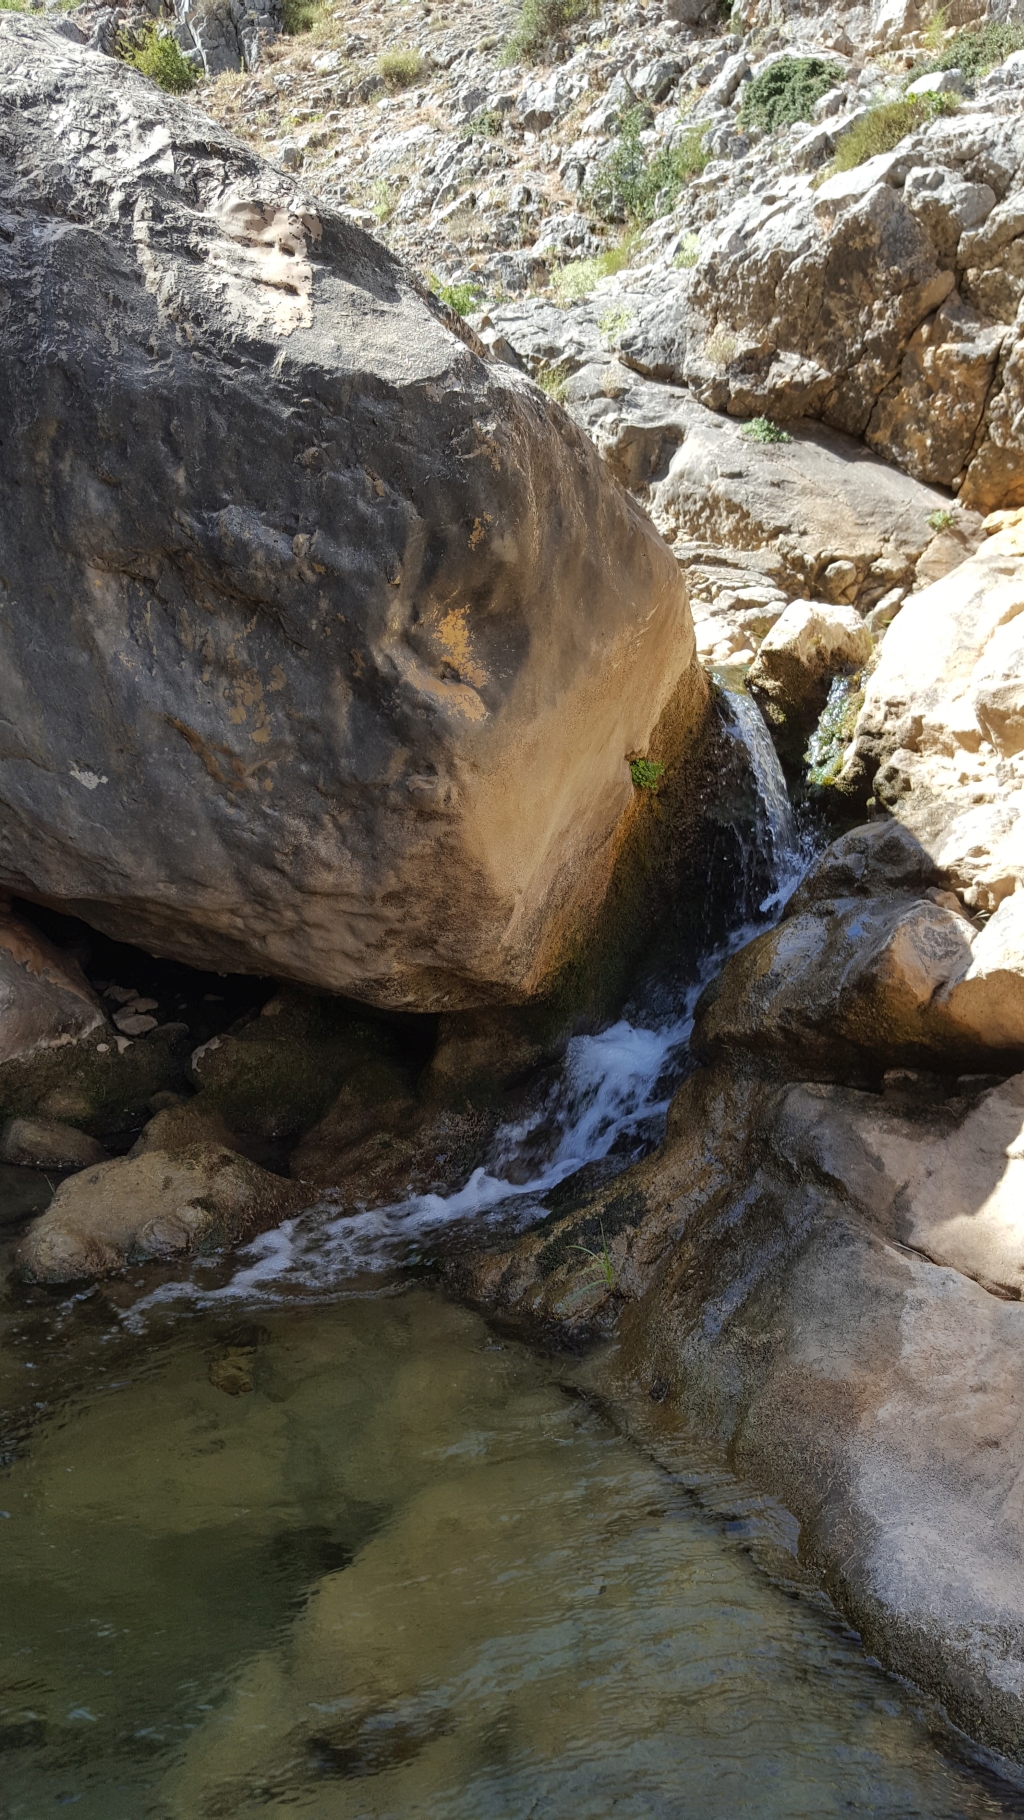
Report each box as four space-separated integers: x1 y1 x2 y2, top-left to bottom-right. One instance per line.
0 905 106 1066
844 513 1024 909
618 114 1024 510
748 598 873 761
0 18 706 1014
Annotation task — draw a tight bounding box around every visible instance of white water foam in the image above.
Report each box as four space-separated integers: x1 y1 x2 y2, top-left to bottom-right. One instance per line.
124 691 817 1322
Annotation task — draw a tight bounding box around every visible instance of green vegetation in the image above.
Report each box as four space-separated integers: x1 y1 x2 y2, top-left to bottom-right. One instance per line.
429 275 483 315
674 231 700 268
927 506 956 532
550 237 636 304
376 47 425 88
920 16 1024 77
806 673 865 787
742 416 792 443
281 0 322 33
537 367 569 402
372 179 396 223
118 24 198 93
563 1219 617 1303
827 91 958 173
738 56 843 133
460 107 505 138
629 757 665 792
501 0 595 65
599 305 632 340
588 109 709 225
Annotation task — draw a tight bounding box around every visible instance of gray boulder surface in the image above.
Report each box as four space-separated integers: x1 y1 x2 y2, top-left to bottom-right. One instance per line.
0 16 705 1013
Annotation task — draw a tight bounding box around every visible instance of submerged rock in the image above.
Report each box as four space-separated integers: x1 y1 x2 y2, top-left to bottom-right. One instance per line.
0 17 707 1014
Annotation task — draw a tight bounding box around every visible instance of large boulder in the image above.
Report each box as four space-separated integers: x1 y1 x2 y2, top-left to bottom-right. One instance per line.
0 17 706 1014
0 903 106 1065
843 512 1024 909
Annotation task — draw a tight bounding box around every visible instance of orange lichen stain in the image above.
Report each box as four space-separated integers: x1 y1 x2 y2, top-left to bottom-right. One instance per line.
269 665 286 692
435 604 488 690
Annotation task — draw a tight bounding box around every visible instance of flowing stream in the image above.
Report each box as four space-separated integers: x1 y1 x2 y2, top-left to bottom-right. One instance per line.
3 694 1023 1817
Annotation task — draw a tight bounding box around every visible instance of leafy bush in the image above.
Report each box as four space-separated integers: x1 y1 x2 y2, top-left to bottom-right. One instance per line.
376 47 425 88
119 24 198 93
922 17 1024 76
827 91 958 173
501 0 594 65
742 416 792 443
588 110 709 225
927 506 956 532
599 305 632 339
629 757 665 792
281 0 322 33
739 56 843 133
704 326 738 365
429 275 483 315
372 180 396 223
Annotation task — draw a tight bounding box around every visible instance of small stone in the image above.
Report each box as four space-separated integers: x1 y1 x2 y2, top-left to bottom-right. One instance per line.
0 1117 107 1172
113 1011 159 1036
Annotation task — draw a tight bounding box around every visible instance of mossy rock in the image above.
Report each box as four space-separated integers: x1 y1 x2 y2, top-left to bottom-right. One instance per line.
190 987 417 1140
0 1024 192 1140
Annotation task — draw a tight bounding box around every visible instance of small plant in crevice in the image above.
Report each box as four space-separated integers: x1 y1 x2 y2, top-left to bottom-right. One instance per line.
429 274 483 316
537 366 570 402
118 23 198 92
739 56 844 134
629 757 665 792
742 416 792 444
674 231 701 268
372 179 397 223
703 326 738 367
281 0 323 33
550 236 637 305
927 506 957 532
560 1220 618 1305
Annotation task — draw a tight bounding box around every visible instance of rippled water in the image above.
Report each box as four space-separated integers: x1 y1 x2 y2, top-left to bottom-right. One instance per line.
3 1285 1023 1820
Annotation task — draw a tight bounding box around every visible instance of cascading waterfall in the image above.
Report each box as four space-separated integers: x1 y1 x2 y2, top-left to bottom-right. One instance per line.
131 689 816 1315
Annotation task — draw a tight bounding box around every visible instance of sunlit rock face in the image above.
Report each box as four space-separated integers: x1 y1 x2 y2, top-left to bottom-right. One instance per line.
0 17 707 1012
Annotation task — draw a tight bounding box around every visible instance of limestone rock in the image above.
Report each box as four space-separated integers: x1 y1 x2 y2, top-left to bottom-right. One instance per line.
0 1116 107 1172
748 599 872 760
0 906 106 1067
0 17 706 1013
844 515 1024 909
16 1141 300 1283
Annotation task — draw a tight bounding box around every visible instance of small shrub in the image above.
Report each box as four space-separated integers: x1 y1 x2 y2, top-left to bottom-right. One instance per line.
674 231 700 268
550 237 636 304
704 326 738 366
922 17 1024 77
119 24 197 93
739 56 844 133
372 179 396 223
460 107 504 138
629 757 665 792
501 0 594 65
376 47 425 88
599 305 632 340
429 275 483 315
742 416 792 443
588 109 709 225
919 4 949 55
927 506 956 532
281 0 322 32
827 91 958 174
537 367 569 402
